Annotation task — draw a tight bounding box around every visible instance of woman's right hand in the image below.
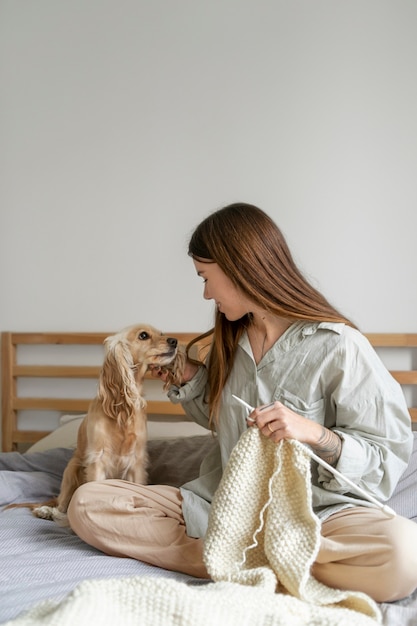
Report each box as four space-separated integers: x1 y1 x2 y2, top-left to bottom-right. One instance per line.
180 359 200 383
149 359 199 386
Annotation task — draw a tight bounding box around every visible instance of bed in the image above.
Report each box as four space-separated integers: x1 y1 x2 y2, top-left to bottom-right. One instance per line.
1 331 417 625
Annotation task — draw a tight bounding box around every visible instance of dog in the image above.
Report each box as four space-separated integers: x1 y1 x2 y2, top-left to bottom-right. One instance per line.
27 324 185 527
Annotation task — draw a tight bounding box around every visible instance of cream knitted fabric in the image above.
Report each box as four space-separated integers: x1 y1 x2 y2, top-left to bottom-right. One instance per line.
5 577 381 626
203 427 381 621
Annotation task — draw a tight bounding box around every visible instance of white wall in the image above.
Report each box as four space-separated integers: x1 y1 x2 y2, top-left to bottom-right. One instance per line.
1 0 417 335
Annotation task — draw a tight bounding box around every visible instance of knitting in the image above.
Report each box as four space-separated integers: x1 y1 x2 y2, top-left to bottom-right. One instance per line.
203 427 381 620
3 576 381 626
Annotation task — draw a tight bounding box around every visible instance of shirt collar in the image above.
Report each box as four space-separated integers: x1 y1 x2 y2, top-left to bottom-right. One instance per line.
239 321 345 364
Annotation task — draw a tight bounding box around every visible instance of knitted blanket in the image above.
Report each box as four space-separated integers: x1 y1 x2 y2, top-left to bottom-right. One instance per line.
6 428 381 626
204 427 381 620
4 577 380 626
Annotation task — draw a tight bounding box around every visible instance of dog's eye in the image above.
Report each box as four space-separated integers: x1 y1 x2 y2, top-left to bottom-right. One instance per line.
138 332 150 341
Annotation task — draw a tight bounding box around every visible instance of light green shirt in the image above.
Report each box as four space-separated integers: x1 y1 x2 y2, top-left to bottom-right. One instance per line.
168 322 413 538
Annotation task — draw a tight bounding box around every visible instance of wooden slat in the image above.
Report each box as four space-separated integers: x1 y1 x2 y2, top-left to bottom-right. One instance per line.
14 366 180 380
9 331 202 346
1 333 16 452
9 332 110 345
12 430 52 444
391 371 417 385
146 401 185 416
12 397 186 416
14 365 101 378
14 398 92 412
366 333 417 347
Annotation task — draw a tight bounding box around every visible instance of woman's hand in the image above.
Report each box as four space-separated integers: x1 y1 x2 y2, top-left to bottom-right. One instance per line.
248 401 342 466
149 359 199 386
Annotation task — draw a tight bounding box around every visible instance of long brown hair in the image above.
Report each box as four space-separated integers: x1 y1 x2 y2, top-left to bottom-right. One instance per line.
187 202 355 423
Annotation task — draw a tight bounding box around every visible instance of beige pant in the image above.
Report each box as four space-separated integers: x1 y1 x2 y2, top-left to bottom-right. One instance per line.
67 480 417 602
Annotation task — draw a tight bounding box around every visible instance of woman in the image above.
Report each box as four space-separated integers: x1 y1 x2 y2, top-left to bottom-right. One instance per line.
67 203 417 602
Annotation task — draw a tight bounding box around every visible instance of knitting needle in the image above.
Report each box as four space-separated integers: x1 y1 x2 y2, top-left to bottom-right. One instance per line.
231 395 274 422
232 394 396 518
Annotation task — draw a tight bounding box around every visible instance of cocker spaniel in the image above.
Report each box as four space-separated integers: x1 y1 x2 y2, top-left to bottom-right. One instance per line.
32 324 185 526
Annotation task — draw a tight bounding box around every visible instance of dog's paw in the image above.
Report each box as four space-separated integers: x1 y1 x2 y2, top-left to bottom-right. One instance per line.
33 505 70 527
33 505 55 520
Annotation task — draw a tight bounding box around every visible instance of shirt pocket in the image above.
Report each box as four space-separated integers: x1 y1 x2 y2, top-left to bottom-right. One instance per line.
272 388 326 424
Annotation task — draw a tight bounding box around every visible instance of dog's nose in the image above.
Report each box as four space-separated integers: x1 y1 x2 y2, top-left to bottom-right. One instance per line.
167 337 177 347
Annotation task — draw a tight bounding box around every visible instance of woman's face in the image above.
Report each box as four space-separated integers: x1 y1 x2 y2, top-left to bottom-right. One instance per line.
193 259 253 321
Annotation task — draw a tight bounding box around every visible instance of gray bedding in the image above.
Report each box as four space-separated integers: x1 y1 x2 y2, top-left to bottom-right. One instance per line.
1 434 416 625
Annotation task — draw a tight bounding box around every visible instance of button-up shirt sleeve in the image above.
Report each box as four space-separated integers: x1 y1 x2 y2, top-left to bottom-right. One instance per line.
168 365 211 430
318 329 412 502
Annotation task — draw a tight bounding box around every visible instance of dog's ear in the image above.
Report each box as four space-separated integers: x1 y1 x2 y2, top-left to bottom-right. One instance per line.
98 337 144 420
162 350 186 390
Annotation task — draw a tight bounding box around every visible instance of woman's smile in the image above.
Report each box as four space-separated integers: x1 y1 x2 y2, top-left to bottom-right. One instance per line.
193 259 251 321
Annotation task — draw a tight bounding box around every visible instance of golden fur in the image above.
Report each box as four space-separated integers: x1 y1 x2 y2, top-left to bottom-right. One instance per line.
32 324 185 526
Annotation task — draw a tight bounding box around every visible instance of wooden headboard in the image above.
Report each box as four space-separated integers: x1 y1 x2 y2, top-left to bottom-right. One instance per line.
365 333 417 425
2 331 416 452
1 331 208 452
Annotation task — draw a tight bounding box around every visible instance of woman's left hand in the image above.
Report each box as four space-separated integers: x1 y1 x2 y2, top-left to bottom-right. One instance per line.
249 401 342 466
248 401 320 447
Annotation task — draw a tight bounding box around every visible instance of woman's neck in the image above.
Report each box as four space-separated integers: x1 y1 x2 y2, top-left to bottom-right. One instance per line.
247 313 292 363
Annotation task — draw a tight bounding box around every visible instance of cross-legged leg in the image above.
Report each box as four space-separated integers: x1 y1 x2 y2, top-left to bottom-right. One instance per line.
313 506 417 602
67 479 209 579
